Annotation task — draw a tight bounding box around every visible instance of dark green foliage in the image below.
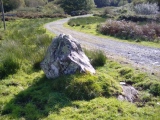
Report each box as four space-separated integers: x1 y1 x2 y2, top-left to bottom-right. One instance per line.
118 15 160 22
2 0 23 12
94 0 132 7
0 55 20 79
61 0 95 14
90 51 106 67
136 80 160 96
150 82 160 96
84 49 106 67
118 67 133 76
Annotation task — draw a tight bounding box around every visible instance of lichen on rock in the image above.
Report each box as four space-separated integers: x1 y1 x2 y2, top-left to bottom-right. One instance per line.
41 34 95 79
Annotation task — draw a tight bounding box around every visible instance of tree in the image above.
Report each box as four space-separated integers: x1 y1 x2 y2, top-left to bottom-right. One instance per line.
24 0 48 7
2 0 24 12
94 0 131 7
61 0 95 14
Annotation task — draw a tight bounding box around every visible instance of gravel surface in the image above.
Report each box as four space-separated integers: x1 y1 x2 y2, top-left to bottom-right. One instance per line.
44 15 160 75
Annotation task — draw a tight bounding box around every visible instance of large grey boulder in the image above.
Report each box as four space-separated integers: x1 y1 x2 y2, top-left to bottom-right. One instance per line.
41 34 95 79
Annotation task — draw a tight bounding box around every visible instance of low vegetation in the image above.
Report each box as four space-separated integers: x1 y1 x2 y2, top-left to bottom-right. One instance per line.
0 18 56 79
98 20 160 41
68 16 106 27
134 2 159 15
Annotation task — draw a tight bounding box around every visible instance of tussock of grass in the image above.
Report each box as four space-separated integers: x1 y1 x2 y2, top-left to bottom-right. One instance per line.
84 49 106 67
0 54 20 79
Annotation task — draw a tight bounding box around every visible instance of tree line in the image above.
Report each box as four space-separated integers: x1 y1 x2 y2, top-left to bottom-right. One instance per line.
1 0 159 13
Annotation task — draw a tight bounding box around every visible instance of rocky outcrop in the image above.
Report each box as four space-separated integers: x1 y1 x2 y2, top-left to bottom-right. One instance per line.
41 34 95 79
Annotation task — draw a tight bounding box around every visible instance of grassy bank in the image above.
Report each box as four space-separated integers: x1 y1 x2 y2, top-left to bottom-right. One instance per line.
65 16 160 48
0 18 160 120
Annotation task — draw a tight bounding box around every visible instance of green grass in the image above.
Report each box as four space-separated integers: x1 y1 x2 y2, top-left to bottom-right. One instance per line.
0 59 160 120
0 18 58 78
0 18 160 120
65 16 160 48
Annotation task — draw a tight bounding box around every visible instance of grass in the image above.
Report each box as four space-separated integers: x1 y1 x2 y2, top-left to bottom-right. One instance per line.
0 18 58 79
0 17 160 120
65 16 160 48
0 59 160 120
84 49 106 67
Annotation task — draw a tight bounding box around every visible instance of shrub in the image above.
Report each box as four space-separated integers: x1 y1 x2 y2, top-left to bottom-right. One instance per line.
135 80 160 96
133 0 147 5
103 7 112 15
149 82 160 96
134 3 159 15
84 49 106 67
118 15 158 22
98 20 143 40
0 55 20 79
16 11 67 19
98 19 160 41
142 23 160 41
118 67 133 76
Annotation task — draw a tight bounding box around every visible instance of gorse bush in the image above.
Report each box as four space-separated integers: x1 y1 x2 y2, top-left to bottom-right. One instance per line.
134 3 159 15
98 19 160 41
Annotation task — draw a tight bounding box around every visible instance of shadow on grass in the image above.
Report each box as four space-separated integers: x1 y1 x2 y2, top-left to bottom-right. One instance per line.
1 75 72 120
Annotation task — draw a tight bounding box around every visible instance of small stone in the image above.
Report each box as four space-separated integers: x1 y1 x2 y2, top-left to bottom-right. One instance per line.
118 84 139 103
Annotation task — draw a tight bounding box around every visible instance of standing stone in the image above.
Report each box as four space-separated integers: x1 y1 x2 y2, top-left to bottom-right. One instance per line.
41 34 95 79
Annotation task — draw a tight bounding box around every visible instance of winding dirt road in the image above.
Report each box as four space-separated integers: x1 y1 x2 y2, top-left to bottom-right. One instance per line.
44 15 160 75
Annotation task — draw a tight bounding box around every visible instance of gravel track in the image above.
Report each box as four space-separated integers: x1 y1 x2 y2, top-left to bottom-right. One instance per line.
44 15 160 75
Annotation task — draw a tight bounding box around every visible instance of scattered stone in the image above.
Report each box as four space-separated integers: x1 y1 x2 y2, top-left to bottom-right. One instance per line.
118 82 139 103
41 34 95 79
120 82 126 85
